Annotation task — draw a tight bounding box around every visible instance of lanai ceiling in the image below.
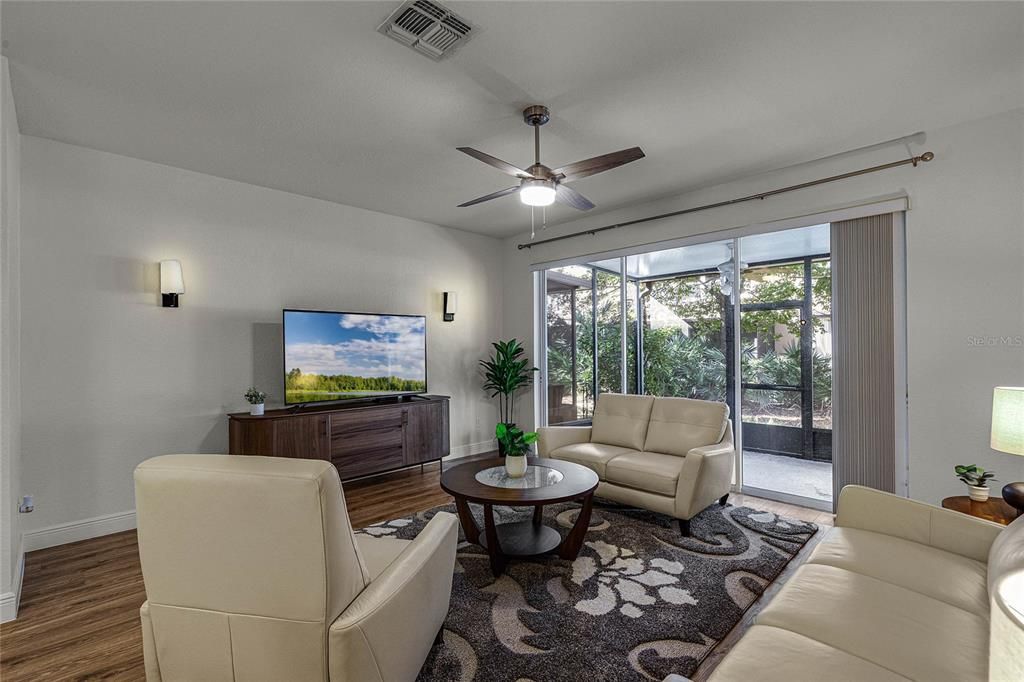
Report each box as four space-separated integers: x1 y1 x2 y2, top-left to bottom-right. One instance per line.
3 1 1022 237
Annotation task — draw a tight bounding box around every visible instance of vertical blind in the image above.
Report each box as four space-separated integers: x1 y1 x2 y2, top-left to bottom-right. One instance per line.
831 213 898 506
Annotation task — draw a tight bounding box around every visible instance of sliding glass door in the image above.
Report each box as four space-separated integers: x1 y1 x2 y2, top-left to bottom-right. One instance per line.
545 266 594 424
737 227 833 508
538 223 837 509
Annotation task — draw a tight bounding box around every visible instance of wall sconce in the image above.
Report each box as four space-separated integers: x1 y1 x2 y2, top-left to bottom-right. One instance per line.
160 260 185 307
443 291 457 322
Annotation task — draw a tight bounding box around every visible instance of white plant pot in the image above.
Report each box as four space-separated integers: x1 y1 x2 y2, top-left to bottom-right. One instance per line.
968 485 989 502
250 403 265 416
505 455 527 478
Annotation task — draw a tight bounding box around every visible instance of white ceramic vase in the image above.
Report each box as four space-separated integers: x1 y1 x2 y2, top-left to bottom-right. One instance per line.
250 403 265 416
968 485 989 502
505 454 527 478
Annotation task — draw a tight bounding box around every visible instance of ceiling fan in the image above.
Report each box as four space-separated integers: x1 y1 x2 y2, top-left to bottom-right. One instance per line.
457 105 645 211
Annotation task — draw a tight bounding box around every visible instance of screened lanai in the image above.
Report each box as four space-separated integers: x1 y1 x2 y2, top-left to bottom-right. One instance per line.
542 223 834 505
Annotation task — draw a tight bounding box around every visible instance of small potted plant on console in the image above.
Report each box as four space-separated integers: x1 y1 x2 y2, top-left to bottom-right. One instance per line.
496 423 537 478
245 387 267 416
954 464 997 502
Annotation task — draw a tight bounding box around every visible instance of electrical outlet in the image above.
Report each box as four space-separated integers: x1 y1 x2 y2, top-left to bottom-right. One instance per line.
19 495 33 513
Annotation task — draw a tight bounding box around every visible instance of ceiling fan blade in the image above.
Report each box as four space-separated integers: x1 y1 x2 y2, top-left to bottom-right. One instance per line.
457 147 533 178
457 185 520 208
553 147 645 182
555 184 595 211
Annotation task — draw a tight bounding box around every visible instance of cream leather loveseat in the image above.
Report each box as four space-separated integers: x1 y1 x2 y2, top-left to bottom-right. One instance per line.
706 485 1024 682
134 454 458 682
538 393 734 535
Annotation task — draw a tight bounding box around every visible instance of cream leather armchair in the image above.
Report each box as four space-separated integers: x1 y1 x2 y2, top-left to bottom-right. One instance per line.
134 454 458 682
539 393 735 535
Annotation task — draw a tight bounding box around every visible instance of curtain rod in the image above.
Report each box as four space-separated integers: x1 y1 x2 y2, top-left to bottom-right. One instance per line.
517 151 934 250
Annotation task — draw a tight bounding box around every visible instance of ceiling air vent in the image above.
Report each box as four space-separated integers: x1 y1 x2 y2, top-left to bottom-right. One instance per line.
378 0 473 60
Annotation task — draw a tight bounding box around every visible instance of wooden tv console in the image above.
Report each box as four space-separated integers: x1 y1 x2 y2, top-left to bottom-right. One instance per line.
227 395 450 481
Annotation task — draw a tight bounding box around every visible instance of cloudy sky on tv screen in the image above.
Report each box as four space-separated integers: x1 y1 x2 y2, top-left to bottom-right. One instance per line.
284 312 426 401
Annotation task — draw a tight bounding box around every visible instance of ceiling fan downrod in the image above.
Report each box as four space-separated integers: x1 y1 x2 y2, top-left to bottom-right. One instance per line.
523 104 550 166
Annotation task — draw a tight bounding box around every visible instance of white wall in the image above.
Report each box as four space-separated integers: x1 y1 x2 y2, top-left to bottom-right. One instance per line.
1 55 24 620
503 108 1024 506
19 136 504 540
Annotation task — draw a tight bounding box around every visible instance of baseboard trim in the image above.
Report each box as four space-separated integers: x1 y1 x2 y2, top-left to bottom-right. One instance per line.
0 591 17 623
447 439 497 460
23 510 137 552
0 537 24 622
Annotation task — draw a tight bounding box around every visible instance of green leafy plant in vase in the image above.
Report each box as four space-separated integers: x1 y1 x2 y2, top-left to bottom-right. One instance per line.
496 423 537 478
955 464 996 502
480 339 538 456
245 387 266 416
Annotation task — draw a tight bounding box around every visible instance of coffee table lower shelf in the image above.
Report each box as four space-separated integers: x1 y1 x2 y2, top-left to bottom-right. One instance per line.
454 496 594 577
477 520 562 557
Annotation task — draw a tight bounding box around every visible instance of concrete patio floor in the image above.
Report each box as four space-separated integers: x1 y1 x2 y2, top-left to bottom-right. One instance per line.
742 450 833 502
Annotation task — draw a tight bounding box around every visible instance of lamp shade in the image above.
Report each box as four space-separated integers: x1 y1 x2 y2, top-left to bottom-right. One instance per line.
991 386 1024 455
160 260 185 295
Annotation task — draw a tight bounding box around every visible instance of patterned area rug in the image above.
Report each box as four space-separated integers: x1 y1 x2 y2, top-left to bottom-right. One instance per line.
356 500 817 681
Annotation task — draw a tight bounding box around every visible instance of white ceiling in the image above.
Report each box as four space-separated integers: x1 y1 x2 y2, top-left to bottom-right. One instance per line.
3 2 1022 238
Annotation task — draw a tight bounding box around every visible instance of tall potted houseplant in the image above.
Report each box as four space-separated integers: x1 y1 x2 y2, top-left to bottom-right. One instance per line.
480 339 538 456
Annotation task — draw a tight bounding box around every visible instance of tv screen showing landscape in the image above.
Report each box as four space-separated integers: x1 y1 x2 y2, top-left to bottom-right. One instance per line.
283 310 427 405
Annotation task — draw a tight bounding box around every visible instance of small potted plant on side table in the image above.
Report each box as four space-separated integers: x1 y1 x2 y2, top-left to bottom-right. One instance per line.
954 464 996 502
496 423 537 478
245 387 266 416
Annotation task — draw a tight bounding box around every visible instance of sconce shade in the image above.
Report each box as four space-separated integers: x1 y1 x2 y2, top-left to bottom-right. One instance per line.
160 260 185 308
992 387 1024 456
160 260 185 294
443 291 457 322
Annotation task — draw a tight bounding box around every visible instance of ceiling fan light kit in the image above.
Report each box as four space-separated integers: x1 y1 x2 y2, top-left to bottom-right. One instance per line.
520 179 556 206
457 105 645 222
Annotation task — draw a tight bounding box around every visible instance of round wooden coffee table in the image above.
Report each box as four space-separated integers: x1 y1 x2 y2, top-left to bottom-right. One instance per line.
440 457 599 576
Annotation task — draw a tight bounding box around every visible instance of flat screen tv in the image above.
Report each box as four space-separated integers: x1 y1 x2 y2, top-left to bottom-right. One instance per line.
283 309 427 405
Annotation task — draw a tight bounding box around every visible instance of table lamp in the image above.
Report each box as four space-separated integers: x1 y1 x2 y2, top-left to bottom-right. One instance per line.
991 386 1024 517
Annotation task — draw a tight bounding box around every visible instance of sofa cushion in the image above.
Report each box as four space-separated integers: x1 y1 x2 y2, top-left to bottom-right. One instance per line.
755 563 988 682
590 393 655 451
706 625 911 682
643 397 728 456
604 451 683 496
807 526 990 616
549 442 638 479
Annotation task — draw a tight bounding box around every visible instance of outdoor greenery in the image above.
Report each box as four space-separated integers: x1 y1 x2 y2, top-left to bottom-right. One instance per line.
954 464 997 487
545 260 833 427
285 368 425 403
495 422 538 457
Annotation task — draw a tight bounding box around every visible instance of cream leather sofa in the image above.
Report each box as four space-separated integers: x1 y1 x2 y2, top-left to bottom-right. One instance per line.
134 454 458 682
538 393 734 535
706 485 1024 682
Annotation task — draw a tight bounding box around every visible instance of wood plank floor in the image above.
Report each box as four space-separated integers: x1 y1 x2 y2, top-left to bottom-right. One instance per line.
0 459 832 681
